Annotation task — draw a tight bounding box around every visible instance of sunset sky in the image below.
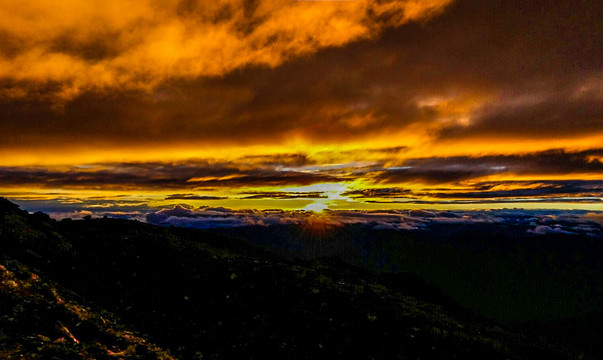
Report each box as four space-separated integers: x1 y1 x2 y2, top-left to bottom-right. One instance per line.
1 0 602 217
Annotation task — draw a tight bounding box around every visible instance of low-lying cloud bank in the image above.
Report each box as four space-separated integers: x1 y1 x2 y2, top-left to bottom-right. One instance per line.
7 197 602 237
139 206 602 237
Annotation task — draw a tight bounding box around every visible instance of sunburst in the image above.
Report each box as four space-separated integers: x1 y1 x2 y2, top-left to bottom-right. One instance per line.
303 201 328 212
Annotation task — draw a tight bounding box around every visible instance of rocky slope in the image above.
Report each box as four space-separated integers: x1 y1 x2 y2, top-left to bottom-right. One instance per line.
0 198 596 359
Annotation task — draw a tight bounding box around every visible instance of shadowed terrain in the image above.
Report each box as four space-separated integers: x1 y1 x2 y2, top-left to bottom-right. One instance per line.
0 197 600 359
213 220 603 323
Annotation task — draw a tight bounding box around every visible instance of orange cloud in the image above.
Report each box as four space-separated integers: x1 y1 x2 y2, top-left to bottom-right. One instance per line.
0 0 452 99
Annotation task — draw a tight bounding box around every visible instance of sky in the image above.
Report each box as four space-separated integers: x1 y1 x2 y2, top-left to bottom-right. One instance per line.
1 0 602 217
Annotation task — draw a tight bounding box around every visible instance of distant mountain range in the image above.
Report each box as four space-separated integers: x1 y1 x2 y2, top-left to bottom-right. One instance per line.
1 197 601 359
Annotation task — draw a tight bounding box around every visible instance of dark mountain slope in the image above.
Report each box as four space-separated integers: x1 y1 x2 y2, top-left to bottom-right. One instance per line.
216 222 603 323
0 259 175 359
0 198 595 359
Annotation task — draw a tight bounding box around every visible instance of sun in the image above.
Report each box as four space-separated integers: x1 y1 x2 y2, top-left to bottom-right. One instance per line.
303 201 328 212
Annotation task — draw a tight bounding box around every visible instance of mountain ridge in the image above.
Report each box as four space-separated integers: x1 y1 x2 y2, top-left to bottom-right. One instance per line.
0 197 598 359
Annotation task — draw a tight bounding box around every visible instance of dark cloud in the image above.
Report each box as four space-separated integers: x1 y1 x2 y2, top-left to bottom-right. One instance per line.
371 150 603 184
342 188 412 198
425 180 603 199
349 180 603 199
237 153 315 168
374 165 496 185
165 194 228 200
1 150 602 192
0 160 342 189
2 0 602 151
342 180 603 204
188 171 344 188
438 90 603 140
240 191 327 200
365 198 602 205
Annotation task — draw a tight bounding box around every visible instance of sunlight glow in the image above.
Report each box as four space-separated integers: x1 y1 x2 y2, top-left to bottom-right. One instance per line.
303 201 328 212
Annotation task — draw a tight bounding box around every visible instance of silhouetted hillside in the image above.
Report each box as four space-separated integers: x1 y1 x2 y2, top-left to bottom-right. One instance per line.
0 198 599 359
214 221 603 323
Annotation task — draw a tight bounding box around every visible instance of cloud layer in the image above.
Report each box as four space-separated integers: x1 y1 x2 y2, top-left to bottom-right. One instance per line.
111 204 603 239
1 0 601 154
1 0 602 213
2 149 602 207
0 0 450 99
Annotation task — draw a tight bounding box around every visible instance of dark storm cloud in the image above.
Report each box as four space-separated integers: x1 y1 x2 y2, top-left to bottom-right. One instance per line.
240 191 327 199
0 160 342 189
374 165 495 185
438 89 603 140
425 180 603 199
366 147 409 154
165 194 228 200
342 188 412 198
238 0 603 140
188 171 344 187
371 150 603 184
223 0 603 142
343 180 603 204
1 149 601 190
366 198 602 205
237 153 316 168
